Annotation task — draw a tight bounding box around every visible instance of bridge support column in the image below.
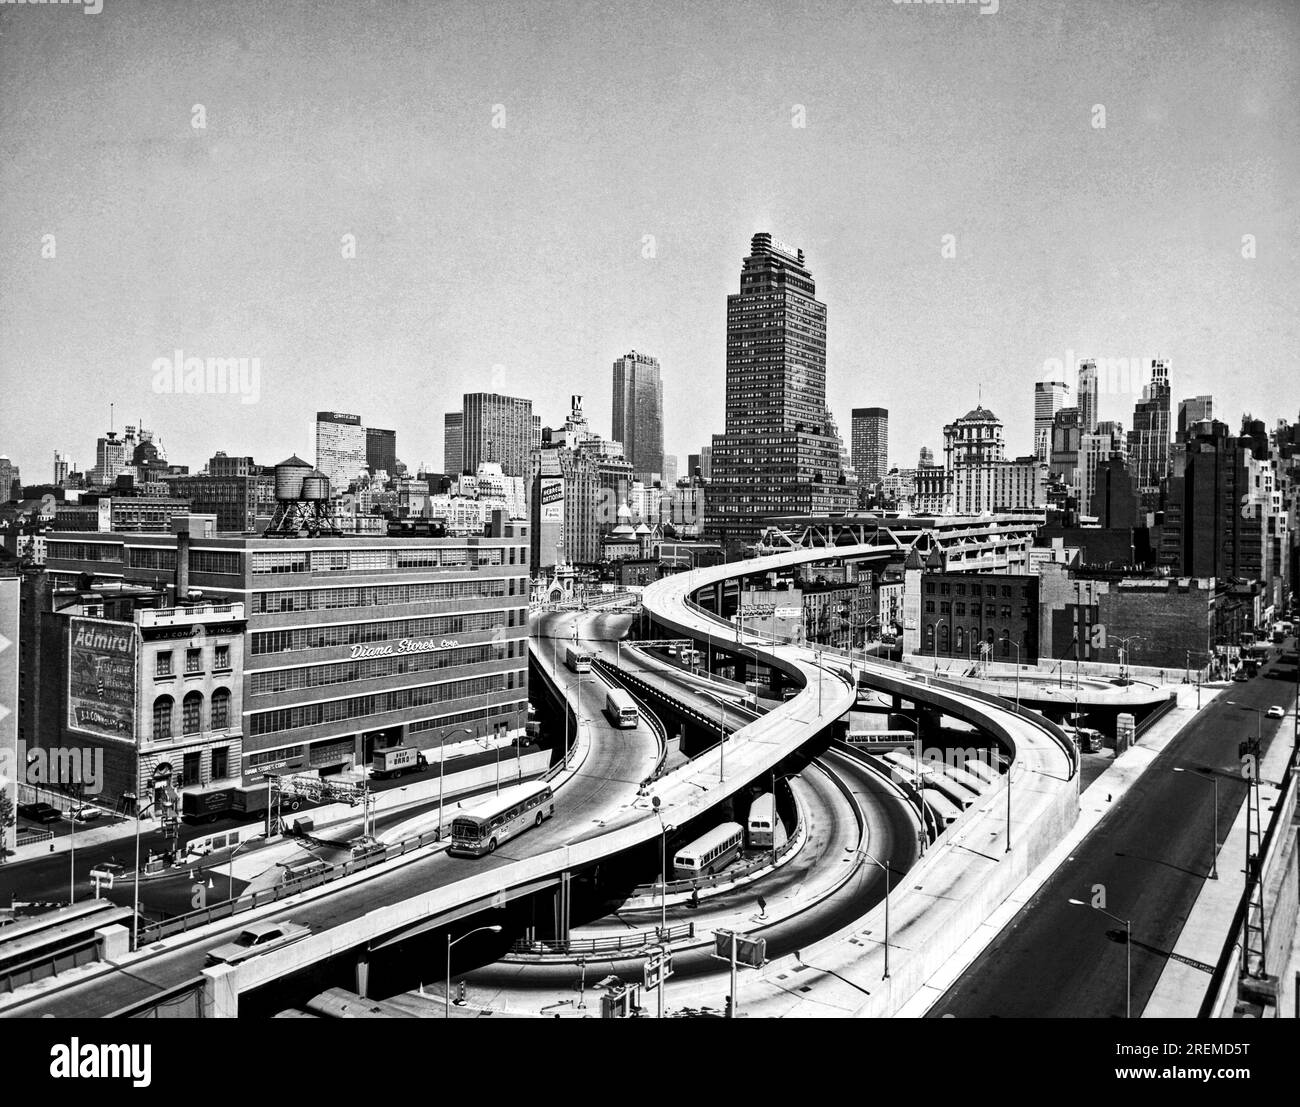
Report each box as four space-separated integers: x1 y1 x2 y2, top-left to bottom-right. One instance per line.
201 964 239 1019
355 951 370 999
552 871 572 943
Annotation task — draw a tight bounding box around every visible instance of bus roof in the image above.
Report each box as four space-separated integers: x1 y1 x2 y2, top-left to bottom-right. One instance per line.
748 793 774 823
605 686 636 710
453 779 552 823
678 821 744 858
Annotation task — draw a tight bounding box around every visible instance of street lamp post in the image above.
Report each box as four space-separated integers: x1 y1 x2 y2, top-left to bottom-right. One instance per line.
131 800 154 952
852 848 892 978
1172 767 1219 879
1068 898 1131 1018
438 726 478 841
652 797 674 938
699 690 729 782
445 924 503 1017
477 736 501 795
770 772 797 870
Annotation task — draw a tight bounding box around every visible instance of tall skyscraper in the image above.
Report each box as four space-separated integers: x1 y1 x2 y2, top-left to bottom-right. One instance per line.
851 407 889 489
1126 359 1171 515
1077 359 1099 433
611 350 664 483
366 426 396 475
315 411 368 488
1177 395 1214 438
705 233 853 547
53 451 70 486
699 446 712 481
89 431 128 488
661 454 678 486
1034 380 1070 462
444 411 464 474
463 393 534 479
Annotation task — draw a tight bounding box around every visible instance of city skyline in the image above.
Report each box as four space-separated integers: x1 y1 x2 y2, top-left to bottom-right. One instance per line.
3 0 1297 482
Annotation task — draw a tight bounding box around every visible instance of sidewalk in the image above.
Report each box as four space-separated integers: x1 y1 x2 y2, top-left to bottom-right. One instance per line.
1143 718 1294 1017
895 682 1218 1017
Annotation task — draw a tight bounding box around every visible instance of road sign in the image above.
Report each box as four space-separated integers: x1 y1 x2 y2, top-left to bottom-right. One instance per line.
712 930 766 969
644 950 674 990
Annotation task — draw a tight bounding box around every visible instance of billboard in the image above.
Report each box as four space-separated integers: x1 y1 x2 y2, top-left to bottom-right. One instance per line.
67 617 138 742
539 477 564 520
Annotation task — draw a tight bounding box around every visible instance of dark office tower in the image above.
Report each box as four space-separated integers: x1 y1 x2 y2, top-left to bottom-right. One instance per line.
366 427 396 475
851 408 889 491
1177 396 1214 439
443 412 464 474
1126 359 1171 516
611 350 664 483
1159 420 1265 582
1077 360 1099 433
687 453 702 480
705 233 853 548
462 393 533 479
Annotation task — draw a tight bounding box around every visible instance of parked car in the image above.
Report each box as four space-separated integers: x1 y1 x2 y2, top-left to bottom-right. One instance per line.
1265 705 1285 719
206 920 311 966
68 805 103 823
17 802 62 824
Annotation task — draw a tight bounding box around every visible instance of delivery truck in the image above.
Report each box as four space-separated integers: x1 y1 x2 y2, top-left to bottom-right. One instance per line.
181 782 303 824
370 745 426 780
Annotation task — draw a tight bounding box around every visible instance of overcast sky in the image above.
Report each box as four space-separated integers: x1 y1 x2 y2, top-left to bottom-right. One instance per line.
1 0 1296 482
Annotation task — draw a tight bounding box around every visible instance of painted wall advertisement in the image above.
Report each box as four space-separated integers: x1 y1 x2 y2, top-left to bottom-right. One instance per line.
67 617 138 742
539 477 564 520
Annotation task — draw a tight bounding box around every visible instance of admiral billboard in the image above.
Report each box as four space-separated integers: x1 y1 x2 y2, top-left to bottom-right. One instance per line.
67 617 139 742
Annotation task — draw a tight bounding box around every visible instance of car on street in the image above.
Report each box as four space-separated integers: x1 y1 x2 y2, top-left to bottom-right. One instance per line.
206 920 311 965
17 801 62 824
1266 705 1285 719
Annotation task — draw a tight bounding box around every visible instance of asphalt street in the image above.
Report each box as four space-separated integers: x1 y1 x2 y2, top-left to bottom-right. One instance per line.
929 647 1297 1018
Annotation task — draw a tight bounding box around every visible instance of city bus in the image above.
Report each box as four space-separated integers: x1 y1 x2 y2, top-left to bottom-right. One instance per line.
565 645 592 674
604 687 639 729
672 822 744 880
448 781 555 857
746 793 785 850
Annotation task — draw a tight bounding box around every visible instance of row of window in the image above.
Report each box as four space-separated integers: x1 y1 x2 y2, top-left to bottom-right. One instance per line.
246 672 519 736
250 546 522 574
925 602 1029 619
247 640 521 696
250 610 511 654
253 579 516 613
157 645 230 678
408 699 528 734
926 581 1023 598
153 689 232 738
924 625 1016 655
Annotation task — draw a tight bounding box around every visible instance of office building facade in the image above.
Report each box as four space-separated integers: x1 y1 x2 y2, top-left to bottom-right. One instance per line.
1126 359 1171 516
444 411 464 475
463 393 534 480
611 350 664 483
315 412 368 489
366 427 397 476
43 515 531 781
1034 380 1070 463
852 407 889 493
706 234 853 548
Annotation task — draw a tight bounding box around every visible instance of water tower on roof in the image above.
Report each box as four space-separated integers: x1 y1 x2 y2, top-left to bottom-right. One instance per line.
264 455 343 537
